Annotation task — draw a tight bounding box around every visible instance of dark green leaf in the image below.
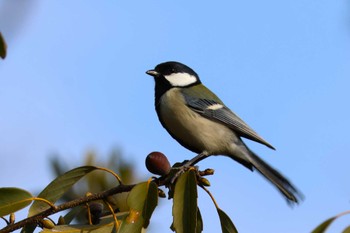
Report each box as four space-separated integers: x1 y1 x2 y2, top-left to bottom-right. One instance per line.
196 207 203 233
217 208 238 233
0 32 6 59
21 223 36 233
29 166 98 216
172 170 198 233
311 217 337 233
41 222 115 233
63 206 84 224
106 192 130 212
118 181 157 233
343 226 350 233
0 187 32 217
142 181 158 228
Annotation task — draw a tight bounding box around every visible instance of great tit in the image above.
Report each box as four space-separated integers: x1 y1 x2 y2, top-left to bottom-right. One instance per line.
146 61 301 204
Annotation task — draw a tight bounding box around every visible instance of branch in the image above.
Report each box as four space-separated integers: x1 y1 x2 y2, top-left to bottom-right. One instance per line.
1 157 212 233
1 184 136 233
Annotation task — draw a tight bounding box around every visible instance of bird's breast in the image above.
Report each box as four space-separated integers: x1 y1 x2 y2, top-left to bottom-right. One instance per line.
158 88 238 155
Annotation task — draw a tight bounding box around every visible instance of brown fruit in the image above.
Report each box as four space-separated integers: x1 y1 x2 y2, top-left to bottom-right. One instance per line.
145 152 171 176
89 202 103 225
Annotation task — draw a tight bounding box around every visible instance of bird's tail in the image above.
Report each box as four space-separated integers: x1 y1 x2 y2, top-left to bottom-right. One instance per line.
243 148 303 205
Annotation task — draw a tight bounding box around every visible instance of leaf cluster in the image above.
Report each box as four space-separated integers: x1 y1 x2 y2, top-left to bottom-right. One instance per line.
0 160 237 233
0 32 6 59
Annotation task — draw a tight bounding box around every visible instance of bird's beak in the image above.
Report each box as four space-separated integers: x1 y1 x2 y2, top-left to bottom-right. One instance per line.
146 70 159 77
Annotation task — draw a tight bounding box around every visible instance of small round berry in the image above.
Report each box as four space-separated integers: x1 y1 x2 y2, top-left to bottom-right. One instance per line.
145 152 171 176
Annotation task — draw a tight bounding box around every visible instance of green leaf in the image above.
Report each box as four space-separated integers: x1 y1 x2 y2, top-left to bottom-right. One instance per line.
142 181 158 228
0 32 6 59
0 187 33 217
343 226 350 233
63 206 84 224
29 166 98 216
106 192 130 212
118 181 158 233
311 217 337 233
172 170 198 233
217 208 238 233
41 222 115 233
196 207 203 233
21 223 36 233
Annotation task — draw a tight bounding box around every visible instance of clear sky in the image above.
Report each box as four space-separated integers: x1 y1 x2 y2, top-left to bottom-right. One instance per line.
1 1 350 232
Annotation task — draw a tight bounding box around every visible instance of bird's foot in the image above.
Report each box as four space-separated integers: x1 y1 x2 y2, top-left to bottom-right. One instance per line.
162 164 214 199
165 161 214 186
165 162 195 185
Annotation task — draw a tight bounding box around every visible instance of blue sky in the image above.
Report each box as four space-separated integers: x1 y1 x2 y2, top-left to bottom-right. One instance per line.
1 1 350 232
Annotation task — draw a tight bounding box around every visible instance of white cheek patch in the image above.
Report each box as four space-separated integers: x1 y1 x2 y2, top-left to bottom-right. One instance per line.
164 73 197 87
207 103 224 110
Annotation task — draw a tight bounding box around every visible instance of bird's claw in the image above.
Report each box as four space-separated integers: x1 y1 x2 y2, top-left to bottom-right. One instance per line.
167 164 197 185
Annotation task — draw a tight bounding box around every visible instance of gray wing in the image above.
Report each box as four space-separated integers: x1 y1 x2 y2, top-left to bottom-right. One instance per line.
183 94 275 150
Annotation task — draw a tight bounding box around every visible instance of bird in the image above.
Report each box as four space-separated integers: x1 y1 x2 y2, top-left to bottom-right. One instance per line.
146 61 302 204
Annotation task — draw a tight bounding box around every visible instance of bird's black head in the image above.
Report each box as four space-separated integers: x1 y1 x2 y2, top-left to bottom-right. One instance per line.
146 61 201 89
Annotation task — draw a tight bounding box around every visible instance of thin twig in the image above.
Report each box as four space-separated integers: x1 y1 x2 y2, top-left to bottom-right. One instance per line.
0 184 136 233
0 162 209 233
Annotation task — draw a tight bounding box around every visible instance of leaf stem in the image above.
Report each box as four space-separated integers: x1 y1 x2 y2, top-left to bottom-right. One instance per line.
96 166 123 184
30 197 56 210
199 185 220 209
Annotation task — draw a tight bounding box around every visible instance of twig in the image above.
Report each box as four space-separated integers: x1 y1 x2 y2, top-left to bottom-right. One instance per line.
0 184 136 233
0 163 210 233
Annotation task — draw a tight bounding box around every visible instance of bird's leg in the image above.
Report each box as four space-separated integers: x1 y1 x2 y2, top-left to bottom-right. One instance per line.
169 151 209 184
183 151 210 167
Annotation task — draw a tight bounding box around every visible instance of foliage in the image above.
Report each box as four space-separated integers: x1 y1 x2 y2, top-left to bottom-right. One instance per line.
312 211 350 233
0 152 238 233
0 32 6 59
48 150 136 222
0 188 32 217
